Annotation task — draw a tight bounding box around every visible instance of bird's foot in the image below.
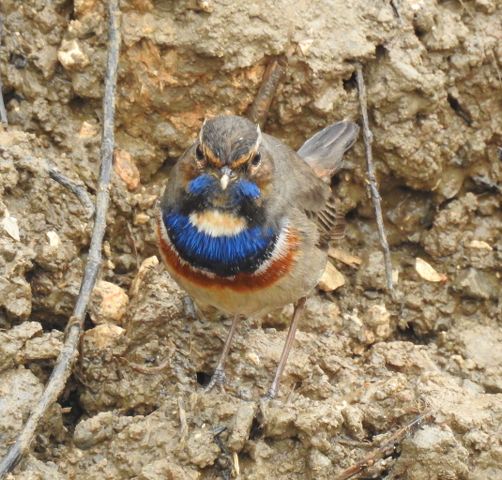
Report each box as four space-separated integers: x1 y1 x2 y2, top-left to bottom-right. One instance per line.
204 367 226 393
261 385 277 402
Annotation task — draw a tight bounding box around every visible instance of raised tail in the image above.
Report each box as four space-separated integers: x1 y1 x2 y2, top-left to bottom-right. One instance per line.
297 121 359 179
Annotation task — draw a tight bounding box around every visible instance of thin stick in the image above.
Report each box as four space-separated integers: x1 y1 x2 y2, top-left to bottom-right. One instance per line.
47 163 95 218
119 356 170 374
0 1 121 476
355 64 395 298
0 70 7 125
247 56 287 128
334 411 433 480
177 397 189 441
0 16 8 125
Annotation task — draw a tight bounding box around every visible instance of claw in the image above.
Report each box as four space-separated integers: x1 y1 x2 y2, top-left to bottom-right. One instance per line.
205 367 226 392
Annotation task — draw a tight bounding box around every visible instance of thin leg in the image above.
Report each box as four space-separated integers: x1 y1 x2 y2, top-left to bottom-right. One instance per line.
205 315 240 392
265 297 307 399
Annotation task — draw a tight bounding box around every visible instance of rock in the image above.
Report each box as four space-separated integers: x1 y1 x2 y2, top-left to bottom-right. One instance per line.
58 39 90 70
228 401 256 451
309 449 333 475
345 304 392 348
341 404 365 439
19 330 63 363
129 256 159 298
74 411 116 449
74 0 100 16
83 323 125 351
46 231 61 249
318 262 345 292
8 455 67 480
356 250 387 290
328 248 362 268
89 280 129 325
456 323 502 392
134 212 150 225
79 121 99 138
392 425 469 480
114 149 141 191
186 429 220 468
140 459 201 480
1 211 20 241
363 304 392 342
0 367 43 457
454 268 500 300
0 322 42 371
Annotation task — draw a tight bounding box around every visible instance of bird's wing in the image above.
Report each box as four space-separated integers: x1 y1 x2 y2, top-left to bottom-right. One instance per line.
265 122 359 246
297 121 359 244
297 121 359 179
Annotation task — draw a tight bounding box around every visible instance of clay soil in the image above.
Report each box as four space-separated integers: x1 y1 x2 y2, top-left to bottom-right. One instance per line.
0 1 501 479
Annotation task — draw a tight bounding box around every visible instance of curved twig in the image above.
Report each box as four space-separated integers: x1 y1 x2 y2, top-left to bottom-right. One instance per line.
355 63 395 298
334 410 433 480
247 56 287 128
0 15 8 125
47 163 95 218
0 1 121 476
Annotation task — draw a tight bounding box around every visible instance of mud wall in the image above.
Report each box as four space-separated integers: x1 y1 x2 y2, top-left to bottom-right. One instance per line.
0 1 501 479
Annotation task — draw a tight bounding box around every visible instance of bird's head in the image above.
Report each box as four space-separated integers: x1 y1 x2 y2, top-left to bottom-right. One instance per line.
173 115 274 226
159 115 281 276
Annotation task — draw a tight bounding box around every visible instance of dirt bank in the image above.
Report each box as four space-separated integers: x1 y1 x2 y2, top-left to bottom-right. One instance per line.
0 1 501 479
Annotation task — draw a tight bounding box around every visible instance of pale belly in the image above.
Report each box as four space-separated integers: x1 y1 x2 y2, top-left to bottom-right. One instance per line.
167 264 320 316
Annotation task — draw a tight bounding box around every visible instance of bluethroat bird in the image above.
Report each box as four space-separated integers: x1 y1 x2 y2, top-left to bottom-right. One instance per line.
157 115 359 398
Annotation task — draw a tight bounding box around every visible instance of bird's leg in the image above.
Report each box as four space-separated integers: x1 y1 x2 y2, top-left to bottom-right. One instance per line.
182 295 197 321
265 297 307 400
205 314 240 392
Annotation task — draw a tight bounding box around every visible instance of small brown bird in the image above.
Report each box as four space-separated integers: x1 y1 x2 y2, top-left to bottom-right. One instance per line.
157 115 359 398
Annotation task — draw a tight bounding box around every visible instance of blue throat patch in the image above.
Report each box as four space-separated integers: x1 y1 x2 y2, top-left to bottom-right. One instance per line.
163 211 277 276
187 174 215 196
187 175 261 206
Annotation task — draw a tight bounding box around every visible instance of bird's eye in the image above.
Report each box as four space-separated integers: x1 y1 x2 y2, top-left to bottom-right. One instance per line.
195 144 204 161
251 152 261 166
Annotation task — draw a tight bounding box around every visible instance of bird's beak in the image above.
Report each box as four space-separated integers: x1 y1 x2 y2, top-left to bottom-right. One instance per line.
220 166 231 190
220 173 230 190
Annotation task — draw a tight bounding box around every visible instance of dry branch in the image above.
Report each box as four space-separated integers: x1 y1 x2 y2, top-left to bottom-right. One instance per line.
0 15 8 125
0 1 121 476
355 63 395 297
0 73 6 125
247 56 287 128
334 410 433 480
47 163 95 218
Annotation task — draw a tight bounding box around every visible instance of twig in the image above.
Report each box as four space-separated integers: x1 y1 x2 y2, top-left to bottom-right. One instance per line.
126 222 139 269
334 410 433 480
247 56 287 128
355 63 395 298
47 163 95 218
0 1 121 476
0 69 7 125
178 397 189 441
23 156 94 218
389 0 402 23
0 15 8 125
119 356 170 374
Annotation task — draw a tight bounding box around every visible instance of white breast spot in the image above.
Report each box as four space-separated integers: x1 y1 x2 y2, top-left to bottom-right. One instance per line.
189 210 247 237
